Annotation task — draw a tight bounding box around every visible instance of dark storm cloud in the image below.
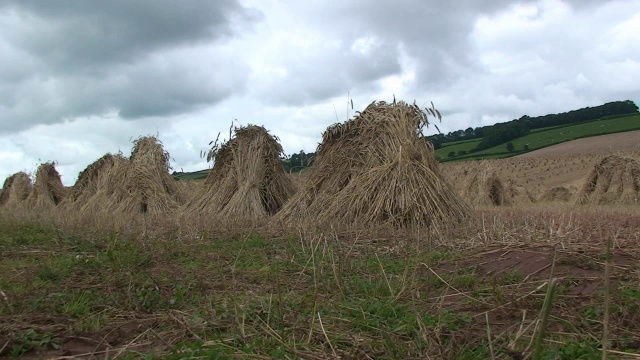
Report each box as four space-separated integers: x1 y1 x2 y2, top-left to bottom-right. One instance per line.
0 0 254 70
0 0 259 133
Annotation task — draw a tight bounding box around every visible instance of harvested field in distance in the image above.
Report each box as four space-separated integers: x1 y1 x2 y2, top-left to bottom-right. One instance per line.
441 150 640 196
2 118 640 359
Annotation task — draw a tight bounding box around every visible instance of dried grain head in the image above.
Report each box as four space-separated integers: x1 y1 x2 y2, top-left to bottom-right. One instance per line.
130 136 171 171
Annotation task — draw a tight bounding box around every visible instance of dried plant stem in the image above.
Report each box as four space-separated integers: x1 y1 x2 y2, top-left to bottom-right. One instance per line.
485 313 496 360
317 312 336 356
531 245 558 360
602 234 611 360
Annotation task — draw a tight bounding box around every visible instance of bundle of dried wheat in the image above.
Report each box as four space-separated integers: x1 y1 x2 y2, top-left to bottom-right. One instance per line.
185 125 296 220
275 100 470 229
0 172 32 208
106 136 184 214
27 163 67 209
577 155 640 205
59 153 127 213
459 162 508 207
504 178 536 204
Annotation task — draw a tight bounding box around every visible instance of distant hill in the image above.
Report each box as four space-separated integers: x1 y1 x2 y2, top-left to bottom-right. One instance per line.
434 113 640 161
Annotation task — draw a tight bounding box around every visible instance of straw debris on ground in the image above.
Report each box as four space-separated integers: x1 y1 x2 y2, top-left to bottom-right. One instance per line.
185 125 296 220
275 100 470 229
577 155 640 205
540 186 574 203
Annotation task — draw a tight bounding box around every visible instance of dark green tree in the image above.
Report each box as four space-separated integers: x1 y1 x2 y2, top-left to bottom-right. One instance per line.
506 142 515 152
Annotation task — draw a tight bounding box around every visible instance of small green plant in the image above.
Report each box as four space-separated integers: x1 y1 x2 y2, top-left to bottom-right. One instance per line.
495 271 525 285
136 283 163 313
545 339 600 359
451 274 476 289
10 329 60 358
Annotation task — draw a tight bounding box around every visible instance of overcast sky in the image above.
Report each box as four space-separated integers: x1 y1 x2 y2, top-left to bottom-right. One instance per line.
1 0 639 185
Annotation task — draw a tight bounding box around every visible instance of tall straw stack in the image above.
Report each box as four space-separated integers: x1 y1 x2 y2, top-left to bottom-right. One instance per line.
576 155 640 205
185 125 296 220
106 136 184 214
0 172 33 208
59 153 128 213
27 162 67 209
460 162 507 206
504 178 535 204
275 100 470 229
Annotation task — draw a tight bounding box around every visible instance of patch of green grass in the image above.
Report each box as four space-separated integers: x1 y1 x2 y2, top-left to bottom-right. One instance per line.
438 139 483 156
450 274 477 289
543 338 601 359
342 298 417 335
421 310 472 331
494 271 525 285
173 170 209 181
9 329 60 358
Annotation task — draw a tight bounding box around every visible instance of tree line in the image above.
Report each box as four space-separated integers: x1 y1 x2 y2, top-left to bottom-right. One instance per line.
281 151 315 172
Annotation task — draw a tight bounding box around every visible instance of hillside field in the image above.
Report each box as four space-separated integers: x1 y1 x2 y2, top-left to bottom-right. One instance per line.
435 113 640 161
